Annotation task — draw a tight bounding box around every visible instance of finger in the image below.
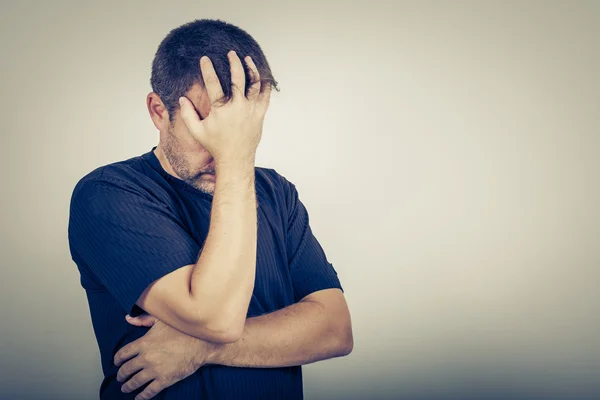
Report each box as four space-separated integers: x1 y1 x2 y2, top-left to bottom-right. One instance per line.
228 50 245 101
257 80 272 114
114 340 141 367
121 369 154 393
199 55 225 105
244 56 261 101
135 379 167 400
125 314 144 326
126 314 157 327
116 357 143 383
178 96 204 139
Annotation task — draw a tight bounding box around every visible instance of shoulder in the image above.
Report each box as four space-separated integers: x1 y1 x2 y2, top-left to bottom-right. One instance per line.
70 154 161 211
255 166 300 222
256 166 296 193
255 166 299 203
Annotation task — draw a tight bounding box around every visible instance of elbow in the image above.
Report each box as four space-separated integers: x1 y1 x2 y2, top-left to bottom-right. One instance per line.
335 321 354 357
186 310 245 344
207 307 246 343
187 321 243 344
207 321 244 344
338 334 353 357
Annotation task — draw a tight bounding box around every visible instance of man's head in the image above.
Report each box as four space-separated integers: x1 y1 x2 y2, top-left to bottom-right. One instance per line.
146 19 279 195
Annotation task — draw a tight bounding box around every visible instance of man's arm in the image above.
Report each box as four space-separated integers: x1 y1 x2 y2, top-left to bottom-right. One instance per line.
121 289 353 369
115 288 352 397
116 180 352 396
71 160 257 345
69 52 272 345
209 288 353 367
135 160 257 343
135 52 271 343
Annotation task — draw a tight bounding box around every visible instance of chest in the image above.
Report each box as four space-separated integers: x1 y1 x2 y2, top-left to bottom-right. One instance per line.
178 192 295 316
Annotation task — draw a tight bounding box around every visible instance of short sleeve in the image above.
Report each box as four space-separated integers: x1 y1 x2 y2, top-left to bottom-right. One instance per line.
281 175 343 302
68 178 201 315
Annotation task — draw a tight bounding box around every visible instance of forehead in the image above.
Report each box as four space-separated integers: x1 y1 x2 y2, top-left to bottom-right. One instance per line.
185 82 211 117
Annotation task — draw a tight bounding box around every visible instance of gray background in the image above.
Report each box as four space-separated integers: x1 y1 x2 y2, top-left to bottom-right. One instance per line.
1 0 599 399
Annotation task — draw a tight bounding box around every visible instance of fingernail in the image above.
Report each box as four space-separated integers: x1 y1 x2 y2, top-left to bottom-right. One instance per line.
179 97 184 106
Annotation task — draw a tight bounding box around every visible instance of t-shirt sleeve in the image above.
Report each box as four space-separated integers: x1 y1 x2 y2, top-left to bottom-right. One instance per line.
68 177 201 315
280 174 344 302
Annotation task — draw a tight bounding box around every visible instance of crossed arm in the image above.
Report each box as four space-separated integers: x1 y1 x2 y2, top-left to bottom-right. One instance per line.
114 288 353 399
207 288 352 367
72 172 352 399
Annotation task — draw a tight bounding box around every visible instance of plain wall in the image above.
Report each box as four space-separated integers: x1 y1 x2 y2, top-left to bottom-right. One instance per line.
1 0 599 399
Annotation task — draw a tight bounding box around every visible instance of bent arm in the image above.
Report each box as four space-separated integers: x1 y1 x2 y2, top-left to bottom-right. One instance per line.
138 161 257 343
208 288 353 367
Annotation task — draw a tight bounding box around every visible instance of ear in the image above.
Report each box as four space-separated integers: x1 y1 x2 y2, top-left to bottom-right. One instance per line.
125 313 157 327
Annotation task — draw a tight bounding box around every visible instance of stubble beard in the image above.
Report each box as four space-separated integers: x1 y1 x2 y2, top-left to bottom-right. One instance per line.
163 125 215 196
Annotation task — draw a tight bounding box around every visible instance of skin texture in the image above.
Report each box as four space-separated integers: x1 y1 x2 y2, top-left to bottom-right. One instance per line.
115 289 353 399
149 80 216 195
151 53 267 196
131 52 269 344
114 53 352 400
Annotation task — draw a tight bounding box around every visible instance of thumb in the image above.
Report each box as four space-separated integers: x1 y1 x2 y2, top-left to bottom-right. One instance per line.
125 313 157 327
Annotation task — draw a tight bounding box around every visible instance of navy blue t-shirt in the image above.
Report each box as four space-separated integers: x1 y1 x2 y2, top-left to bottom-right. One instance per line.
67 147 343 399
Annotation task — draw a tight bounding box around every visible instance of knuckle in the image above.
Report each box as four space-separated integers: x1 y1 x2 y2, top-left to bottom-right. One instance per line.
147 387 158 397
137 384 160 400
122 382 132 393
114 348 127 365
136 392 148 400
146 352 158 364
206 75 218 84
130 376 142 389
153 380 166 392
146 366 157 378
116 370 124 382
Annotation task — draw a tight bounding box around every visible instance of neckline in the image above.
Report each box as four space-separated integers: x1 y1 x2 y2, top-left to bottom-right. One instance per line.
142 146 215 200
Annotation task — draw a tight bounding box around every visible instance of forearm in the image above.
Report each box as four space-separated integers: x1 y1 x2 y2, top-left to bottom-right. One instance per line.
190 159 257 333
206 299 352 368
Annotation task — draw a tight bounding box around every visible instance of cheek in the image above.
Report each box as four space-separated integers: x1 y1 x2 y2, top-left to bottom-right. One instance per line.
191 140 210 154
172 119 211 155
186 137 212 158
173 123 200 147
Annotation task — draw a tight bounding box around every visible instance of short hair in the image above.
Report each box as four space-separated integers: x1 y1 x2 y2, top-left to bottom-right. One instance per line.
150 19 280 123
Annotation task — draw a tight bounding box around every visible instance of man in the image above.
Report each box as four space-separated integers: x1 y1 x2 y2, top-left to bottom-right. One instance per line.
68 19 353 400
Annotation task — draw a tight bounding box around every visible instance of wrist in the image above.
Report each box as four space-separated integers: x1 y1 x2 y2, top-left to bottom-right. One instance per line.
202 341 223 366
215 155 256 172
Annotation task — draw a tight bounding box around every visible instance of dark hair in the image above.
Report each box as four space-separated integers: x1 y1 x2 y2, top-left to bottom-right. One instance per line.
150 19 280 123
